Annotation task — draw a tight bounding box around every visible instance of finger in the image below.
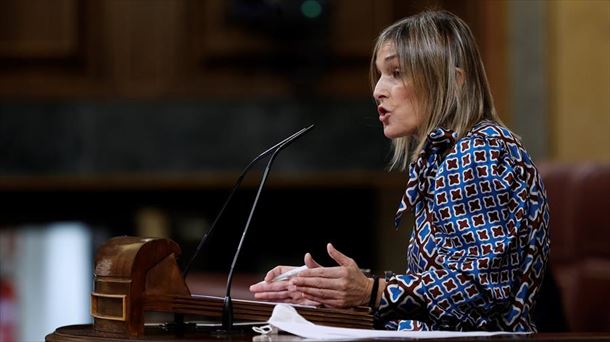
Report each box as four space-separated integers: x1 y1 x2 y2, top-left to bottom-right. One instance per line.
263 266 283 282
294 266 347 279
297 286 343 300
290 291 319 305
249 281 265 292
286 292 321 306
249 280 290 293
264 265 295 282
292 297 321 306
301 292 349 308
327 243 357 267
290 274 346 290
253 290 295 301
304 252 321 269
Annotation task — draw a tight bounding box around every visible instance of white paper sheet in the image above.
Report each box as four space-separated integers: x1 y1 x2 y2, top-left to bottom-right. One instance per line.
266 304 531 340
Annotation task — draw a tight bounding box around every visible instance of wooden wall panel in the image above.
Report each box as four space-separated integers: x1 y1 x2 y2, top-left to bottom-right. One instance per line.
0 0 507 102
99 0 188 96
0 0 79 59
0 0 101 98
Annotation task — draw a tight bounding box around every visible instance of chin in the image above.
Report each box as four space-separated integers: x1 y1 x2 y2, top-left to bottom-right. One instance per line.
384 131 399 139
383 126 414 139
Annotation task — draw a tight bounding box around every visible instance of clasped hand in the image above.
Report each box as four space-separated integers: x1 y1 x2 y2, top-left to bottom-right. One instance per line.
249 243 372 308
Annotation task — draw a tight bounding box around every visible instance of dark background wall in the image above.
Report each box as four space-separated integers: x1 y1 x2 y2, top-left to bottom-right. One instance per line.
0 100 386 175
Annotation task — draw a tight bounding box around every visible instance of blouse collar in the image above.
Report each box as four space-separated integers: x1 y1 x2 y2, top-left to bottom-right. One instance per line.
394 127 458 229
423 127 458 156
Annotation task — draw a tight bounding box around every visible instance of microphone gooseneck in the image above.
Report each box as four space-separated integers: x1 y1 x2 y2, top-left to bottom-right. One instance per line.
181 125 311 279
222 124 314 331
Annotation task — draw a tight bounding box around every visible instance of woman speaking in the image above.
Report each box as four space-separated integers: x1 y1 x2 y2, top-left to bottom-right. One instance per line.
250 10 550 332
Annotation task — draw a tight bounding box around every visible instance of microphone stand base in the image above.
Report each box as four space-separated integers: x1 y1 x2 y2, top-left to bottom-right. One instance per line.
221 295 235 332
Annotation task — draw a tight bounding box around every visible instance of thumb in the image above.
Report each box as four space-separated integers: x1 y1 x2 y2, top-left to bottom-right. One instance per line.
327 243 357 267
304 252 321 268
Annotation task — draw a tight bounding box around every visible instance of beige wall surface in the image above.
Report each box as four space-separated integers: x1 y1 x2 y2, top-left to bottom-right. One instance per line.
549 0 610 162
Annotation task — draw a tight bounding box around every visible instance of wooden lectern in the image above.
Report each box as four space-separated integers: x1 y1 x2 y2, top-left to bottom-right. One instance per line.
87 236 373 338
48 236 610 341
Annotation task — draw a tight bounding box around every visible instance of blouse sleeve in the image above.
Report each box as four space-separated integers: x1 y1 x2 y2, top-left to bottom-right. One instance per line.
376 134 548 330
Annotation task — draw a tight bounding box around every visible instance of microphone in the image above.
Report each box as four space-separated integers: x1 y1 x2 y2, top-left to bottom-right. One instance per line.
222 124 314 331
181 125 313 279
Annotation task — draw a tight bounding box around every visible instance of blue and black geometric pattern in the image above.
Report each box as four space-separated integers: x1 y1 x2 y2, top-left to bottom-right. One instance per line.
377 120 550 332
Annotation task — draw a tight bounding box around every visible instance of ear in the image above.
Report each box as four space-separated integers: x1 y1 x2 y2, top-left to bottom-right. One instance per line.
455 67 465 87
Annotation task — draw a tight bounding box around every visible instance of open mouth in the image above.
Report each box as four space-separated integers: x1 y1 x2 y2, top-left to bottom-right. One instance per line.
378 106 390 121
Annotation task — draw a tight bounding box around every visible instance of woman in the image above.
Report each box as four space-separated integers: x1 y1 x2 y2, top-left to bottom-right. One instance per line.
250 10 550 332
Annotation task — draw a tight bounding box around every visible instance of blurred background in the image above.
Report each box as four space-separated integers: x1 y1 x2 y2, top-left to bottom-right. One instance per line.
0 0 608 340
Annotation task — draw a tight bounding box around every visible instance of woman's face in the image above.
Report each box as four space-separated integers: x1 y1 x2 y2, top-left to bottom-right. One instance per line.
373 42 423 139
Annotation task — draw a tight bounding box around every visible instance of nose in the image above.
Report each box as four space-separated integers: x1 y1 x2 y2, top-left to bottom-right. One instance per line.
373 78 387 103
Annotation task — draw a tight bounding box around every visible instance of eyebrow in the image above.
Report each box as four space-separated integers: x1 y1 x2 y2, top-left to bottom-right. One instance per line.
375 53 398 72
384 54 397 62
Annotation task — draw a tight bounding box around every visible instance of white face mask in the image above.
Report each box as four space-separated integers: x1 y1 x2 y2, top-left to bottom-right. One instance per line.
252 324 277 336
252 304 311 336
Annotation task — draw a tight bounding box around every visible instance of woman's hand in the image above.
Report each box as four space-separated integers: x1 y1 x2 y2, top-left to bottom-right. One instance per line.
289 243 373 308
249 254 321 306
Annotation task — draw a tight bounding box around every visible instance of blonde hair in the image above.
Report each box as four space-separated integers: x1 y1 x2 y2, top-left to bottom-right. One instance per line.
370 10 505 170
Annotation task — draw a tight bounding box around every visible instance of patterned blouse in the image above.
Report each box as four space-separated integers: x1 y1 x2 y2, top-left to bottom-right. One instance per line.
377 120 550 332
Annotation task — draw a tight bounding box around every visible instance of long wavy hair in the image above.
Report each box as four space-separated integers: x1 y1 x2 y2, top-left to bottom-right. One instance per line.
370 10 506 170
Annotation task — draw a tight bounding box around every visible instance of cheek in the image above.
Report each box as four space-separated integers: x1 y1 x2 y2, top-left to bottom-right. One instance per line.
394 86 419 115
397 84 416 103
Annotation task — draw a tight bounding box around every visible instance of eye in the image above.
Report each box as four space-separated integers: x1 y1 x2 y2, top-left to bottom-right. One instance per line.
392 68 401 78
